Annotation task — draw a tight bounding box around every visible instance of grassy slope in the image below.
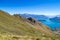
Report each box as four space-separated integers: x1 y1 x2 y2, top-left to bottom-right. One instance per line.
0 10 60 40
0 10 42 36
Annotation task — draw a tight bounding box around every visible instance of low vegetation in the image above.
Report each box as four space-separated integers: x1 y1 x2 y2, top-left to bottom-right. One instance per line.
0 10 60 40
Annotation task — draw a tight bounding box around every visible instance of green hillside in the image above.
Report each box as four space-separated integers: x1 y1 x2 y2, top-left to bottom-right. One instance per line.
0 10 60 40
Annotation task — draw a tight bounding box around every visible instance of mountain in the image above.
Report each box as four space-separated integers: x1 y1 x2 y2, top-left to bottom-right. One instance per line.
20 14 54 29
20 14 49 21
20 14 60 29
0 10 43 35
50 16 60 34
50 16 60 28
50 16 60 23
0 10 60 40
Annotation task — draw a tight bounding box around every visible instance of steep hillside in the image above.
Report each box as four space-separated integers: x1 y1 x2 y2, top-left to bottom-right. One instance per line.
0 10 42 36
0 10 60 40
27 17 54 35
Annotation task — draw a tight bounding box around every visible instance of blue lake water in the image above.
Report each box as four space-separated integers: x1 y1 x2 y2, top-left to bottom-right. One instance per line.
39 20 60 30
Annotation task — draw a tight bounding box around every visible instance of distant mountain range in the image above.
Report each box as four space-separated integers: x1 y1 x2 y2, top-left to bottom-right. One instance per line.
20 14 49 20
50 16 60 23
20 14 60 30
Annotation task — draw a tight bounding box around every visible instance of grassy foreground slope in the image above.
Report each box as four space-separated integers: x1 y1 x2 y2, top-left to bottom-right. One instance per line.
0 10 60 40
0 10 42 36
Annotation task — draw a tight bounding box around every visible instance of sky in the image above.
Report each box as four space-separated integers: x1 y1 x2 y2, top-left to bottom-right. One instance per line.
0 0 60 17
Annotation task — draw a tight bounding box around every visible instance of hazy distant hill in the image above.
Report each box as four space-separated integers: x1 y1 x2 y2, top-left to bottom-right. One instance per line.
20 14 49 20
50 16 60 23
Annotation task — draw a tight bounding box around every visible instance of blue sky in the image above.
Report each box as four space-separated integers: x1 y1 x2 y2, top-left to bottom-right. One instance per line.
0 0 60 17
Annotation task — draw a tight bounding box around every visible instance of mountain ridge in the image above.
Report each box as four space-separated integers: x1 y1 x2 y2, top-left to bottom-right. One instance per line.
0 10 60 40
